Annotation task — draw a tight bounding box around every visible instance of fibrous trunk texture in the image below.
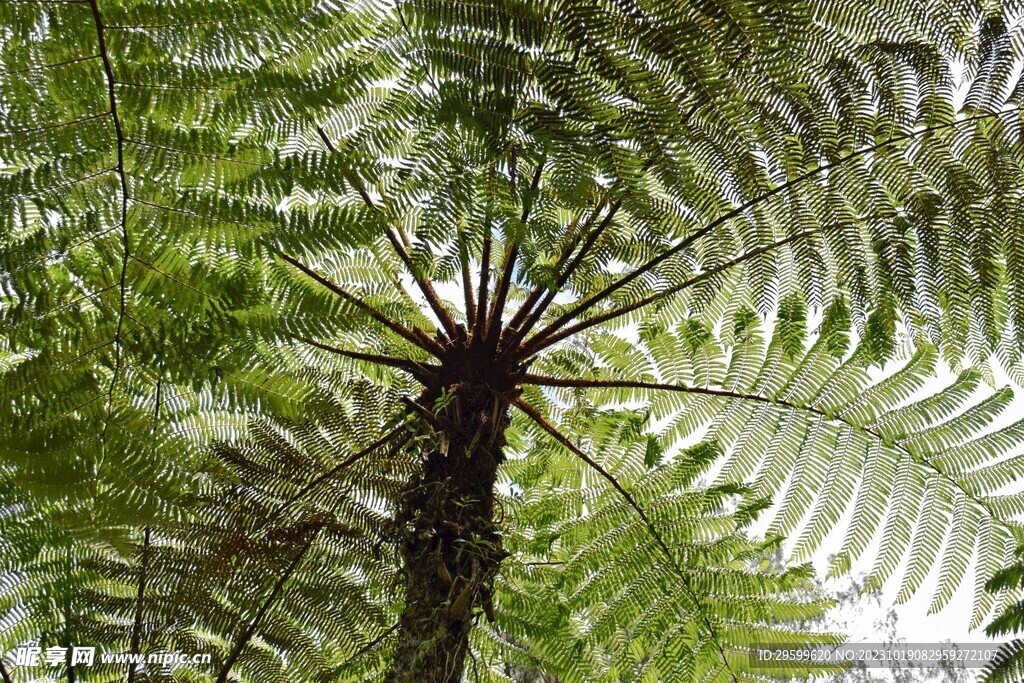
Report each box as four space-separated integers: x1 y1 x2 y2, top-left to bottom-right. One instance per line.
386 380 510 682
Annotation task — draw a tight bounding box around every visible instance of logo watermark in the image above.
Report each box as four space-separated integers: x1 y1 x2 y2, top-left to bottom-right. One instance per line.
8 646 211 669
750 642 1000 669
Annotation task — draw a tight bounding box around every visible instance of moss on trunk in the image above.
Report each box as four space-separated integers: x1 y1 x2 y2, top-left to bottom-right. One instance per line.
386 379 511 682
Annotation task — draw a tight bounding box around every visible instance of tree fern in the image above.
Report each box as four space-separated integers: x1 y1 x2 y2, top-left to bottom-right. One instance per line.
525 298 1024 618
5 0 1024 680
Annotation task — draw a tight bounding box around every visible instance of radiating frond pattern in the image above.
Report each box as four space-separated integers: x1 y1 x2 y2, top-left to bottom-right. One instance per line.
486 437 844 682
5 0 1024 680
526 296 1024 627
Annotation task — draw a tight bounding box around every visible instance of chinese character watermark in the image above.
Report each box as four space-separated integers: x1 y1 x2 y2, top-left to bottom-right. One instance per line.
7 645 207 669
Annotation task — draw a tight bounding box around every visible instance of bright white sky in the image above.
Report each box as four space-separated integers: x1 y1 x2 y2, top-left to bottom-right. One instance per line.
418 53 1024 668
436 277 1020 659
829 370 1023 648
800 361 1024 683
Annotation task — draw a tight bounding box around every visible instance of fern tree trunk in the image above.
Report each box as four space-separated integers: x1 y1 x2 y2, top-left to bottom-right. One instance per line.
387 374 512 682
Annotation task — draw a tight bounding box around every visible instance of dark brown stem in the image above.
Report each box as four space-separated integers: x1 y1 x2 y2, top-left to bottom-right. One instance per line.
154 377 162 420
87 0 130 443
520 158 545 223
475 231 492 342
523 230 812 355
316 127 456 340
271 426 408 521
527 110 1020 352
502 206 600 339
126 527 151 683
0 54 101 77
316 127 376 208
386 269 434 324
341 623 400 669
278 251 443 357
386 229 459 340
412 327 442 354
509 198 620 350
2 111 110 137
214 531 320 683
298 336 437 379
402 395 446 432
523 374 806 406
484 159 546 345
512 400 668 555
62 556 76 683
523 373 1016 537
512 398 738 682
459 230 477 329
486 242 518 351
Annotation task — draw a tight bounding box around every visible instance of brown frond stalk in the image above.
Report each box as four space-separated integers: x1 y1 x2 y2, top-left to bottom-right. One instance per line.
526 109 1022 353
88 0 131 444
484 158 547 347
475 231 492 342
214 530 321 683
512 398 739 682
523 230 812 355
459 230 478 330
522 374 800 406
486 241 519 350
278 251 444 357
316 127 375 209
385 228 459 340
126 527 151 683
502 204 603 340
520 158 545 223
340 623 400 669
317 127 457 339
523 373 1013 535
271 425 409 521
513 399 657 537
297 337 437 380
507 198 620 351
